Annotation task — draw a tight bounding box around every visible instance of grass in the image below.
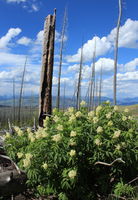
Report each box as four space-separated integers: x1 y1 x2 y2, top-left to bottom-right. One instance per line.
1 103 138 130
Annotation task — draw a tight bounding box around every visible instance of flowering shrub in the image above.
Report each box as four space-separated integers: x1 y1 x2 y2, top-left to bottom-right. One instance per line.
4 102 138 199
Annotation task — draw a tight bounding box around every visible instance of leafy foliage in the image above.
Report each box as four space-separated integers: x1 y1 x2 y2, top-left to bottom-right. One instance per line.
4 102 138 199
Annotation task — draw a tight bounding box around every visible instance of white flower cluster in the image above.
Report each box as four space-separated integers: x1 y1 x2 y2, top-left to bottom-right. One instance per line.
53 115 60 123
88 111 95 120
56 124 63 131
17 152 23 159
93 117 98 124
75 111 82 118
69 138 76 146
43 116 50 127
107 120 113 126
68 107 74 113
14 126 23 136
23 153 33 168
106 112 112 119
52 134 62 142
69 114 76 123
94 138 102 146
115 144 121 150
124 108 129 113
96 106 102 115
68 170 77 179
122 116 127 121
80 100 87 106
69 150 76 157
42 162 48 170
4 132 11 139
113 130 121 138
35 128 48 139
96 126 103 133
114 106 118 111
70 131 77 137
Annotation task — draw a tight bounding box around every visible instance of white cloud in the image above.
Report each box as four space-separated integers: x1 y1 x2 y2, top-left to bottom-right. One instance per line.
124 58 138 72
0 28 21 49
66 19 138 63
0 52 27 66
55 30 67 43
66 36 111 63
31 4 39 12
6 0 26 3
36 30 43 44
108 18 138 48
117 71 138 81
17 36 32 46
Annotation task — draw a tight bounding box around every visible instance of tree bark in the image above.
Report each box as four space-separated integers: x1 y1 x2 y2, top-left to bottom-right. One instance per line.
39 9 56 127
76 44 83 110
56 8 67 110
113 0 122 105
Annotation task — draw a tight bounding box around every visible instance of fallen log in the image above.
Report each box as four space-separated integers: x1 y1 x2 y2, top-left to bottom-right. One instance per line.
0 154 27 197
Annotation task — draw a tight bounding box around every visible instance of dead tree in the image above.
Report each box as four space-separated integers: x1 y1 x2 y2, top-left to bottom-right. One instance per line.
18 56 27 124
76 44 83 110
39 9 56 127
98 65 103 105
113 0 122 105
89 39 96 110
56 8 67 110
63 81 66 111
12 78 16 123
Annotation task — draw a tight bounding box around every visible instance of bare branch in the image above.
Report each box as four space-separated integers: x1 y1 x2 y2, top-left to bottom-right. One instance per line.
95 158 125 166
128 177 138 185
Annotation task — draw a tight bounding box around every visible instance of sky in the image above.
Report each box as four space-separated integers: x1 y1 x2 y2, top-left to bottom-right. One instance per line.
0 0 138 100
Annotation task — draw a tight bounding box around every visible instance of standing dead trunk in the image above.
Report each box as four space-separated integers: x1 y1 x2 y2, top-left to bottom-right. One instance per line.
18 56 27 124
56 8 67 110
39 9 56 127
63 81 66 112
113 0 122 105
76 44 83 110
89 39 96 111
98 65 103 105
13 78 15 124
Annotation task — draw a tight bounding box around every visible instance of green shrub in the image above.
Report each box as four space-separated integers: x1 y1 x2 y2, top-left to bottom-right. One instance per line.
114 181 134 198
4 102 138 199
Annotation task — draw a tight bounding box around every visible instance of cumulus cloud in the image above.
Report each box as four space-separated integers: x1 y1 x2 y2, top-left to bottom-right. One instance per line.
124 58 138 72
0 52 27 66
66 36 111 63
108 18 138 48
0 28 21 49
17 36 32 46
66 19 138 63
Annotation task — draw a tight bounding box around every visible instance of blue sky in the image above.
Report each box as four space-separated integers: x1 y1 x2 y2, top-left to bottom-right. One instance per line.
0 0 138 100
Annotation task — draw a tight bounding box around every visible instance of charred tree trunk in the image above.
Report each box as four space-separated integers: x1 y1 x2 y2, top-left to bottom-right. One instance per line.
39 9 56 127
113 0 122 105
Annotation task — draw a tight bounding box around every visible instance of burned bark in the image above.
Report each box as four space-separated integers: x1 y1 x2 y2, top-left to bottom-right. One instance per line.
39 9 56 127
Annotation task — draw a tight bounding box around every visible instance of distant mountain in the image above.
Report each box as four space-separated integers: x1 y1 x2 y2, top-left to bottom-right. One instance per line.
0 95 138 107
